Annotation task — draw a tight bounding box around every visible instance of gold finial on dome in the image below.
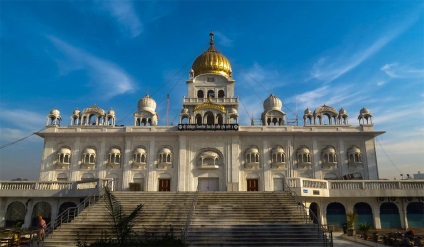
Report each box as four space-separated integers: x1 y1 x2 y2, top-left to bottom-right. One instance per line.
191 32 232 77
209 31 214 46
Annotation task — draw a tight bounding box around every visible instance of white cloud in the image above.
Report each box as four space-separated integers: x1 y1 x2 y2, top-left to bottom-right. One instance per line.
0 109 45 142
309 12 420 83
376 80 388 86
381 63 424 78
237 62 283 96
97 1 142 38
48 36 137 99
214 31 233 47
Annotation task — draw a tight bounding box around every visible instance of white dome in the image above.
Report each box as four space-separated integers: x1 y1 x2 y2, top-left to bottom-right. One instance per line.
159 147 172 154
138 95 157 112
272 146 285 154
59 147 71 155
246 147 259 154
297 146 310 154
109 148 120 154
339 108 347 115
108 108 116 116
134 148 146 154
322 146 336 154
83 148 96 155
181 107 189 114
50 108 60 116
263 94 282 111
360 107 370 114
72 108 80 115
304 108 312 115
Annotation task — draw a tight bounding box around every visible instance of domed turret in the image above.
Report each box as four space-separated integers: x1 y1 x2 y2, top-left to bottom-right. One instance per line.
72 108 80 116
50 108 60 117
137 95 157 113
47 108 61 126
263 94 282 111
360 107 370 114
191 32 232 77
304 108 312 115
108 108 116 117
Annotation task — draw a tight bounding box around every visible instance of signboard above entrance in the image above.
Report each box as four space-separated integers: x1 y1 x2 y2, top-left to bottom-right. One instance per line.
178 124 239 131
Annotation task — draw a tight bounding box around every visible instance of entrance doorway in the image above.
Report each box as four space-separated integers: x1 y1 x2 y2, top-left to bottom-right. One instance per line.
198 178 219 191
247 179 259 191
158 179 171 191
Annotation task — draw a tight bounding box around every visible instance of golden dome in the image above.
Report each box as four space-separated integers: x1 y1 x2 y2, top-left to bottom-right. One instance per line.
192 32 232 77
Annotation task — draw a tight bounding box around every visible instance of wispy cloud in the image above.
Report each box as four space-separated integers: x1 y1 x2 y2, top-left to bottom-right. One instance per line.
48 36 137 99
381 63 424 78
238 62 283 94
214 31 233 47
309 12 420 83
0 109 45 142
290 84 363 111
97 1 142 38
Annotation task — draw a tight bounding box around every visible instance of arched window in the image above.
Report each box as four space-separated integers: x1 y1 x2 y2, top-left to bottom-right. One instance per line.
347 146 363 167
326 202 346 228
207 90 215 98
296 146 311 164
205 112 214 125
217 114 223 125
271 146 285 163
81 173 94 180
108 148 121 164
158 147 172 163
245 147 260 163
218 90 225 98
82 148 96 164
321 146 337 166
134 147 147 163
58 147 71 164
197 90 204 98
31 201 52 227
57 173 68 181
5 202 25 227
196 114 202 125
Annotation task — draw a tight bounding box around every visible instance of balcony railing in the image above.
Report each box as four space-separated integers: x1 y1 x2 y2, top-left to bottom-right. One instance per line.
285 178 424 197
183 97 238 103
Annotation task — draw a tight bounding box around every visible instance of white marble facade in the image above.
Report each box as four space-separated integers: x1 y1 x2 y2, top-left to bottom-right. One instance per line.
38 33 383 192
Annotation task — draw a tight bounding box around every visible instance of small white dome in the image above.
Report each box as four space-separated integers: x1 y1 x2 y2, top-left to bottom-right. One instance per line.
272 146 285 154
159 147 172 154
339 108 347 115
50 108 60 116
360 107 370 114
304 108 312 115
263 94 282 111
59 147 71 155
72 108 80 115
181 107 189 114
108 108 115 116
134 148 146 154
322 146 336 154
297 146 310 154
83 148 96 155
109 148 120 154
138 95 157 112
246 146 259 154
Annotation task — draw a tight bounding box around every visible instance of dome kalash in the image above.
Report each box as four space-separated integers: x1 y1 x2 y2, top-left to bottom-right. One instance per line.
191 32 232 77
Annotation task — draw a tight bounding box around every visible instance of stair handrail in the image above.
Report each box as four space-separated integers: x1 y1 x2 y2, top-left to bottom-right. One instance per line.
281 180 331 247
44 179 113 238
181 184 200 243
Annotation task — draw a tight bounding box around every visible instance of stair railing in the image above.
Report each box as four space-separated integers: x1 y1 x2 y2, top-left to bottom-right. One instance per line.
282 180 331 247
44 179 113 238
181 184 200 243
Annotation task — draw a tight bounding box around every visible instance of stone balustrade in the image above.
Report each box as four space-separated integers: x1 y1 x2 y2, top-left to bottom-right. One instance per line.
183 97 239 103
286 178 424 197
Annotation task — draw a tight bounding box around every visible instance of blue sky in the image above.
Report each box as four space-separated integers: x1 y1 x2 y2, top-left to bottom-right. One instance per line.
0 1 423 180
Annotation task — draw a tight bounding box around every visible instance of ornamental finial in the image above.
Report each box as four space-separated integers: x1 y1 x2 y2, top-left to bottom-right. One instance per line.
209 31 214 46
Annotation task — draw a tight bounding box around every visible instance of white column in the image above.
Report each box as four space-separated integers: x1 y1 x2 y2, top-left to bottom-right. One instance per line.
312 140 319 179
147 139 155 191
178 135 187 191
122 139 132 190
339 139 345 177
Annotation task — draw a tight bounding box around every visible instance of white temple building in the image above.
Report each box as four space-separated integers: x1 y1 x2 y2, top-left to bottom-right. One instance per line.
1 33 423 231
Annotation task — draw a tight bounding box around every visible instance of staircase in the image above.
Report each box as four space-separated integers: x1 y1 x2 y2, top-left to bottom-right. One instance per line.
43 192 194 247
43 191 327 247
186 192 327 246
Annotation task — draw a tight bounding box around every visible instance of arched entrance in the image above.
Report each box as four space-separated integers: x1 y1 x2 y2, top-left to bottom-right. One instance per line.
106 173 119 191
380 202 401 228
326 202 346 228
310 202 319 224
5 201 26 227
354 202 373 228
31 201 51 227
58 202 77 221
406 202 424 228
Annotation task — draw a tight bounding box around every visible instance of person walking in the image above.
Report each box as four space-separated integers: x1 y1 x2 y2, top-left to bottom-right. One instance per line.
37 216 46 242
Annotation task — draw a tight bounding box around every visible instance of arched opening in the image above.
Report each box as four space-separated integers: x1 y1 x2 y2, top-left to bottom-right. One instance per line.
81 173 94 180
31 201 51 227
310 202 319 224
354 202 373 228
131 173 144 191
141 118 147 126
89 114 97 125
57 173 68 181
106 173 119 191
326 202 346 228
380 202 401 228
58 202 77 221
406 202 424 228
217 114 223 125
196 114 202 125
207 90 215 98
205 112 214 125
181 116 189 124
5 201 26 227
218 90 225 98
197 90 204 98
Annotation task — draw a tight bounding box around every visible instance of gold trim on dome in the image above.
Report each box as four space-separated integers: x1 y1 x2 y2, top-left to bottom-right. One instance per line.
194 98 225 113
